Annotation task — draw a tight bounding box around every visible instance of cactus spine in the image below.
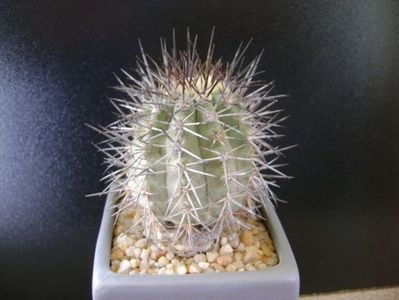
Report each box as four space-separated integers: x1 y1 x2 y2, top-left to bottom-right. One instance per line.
94 31 288 256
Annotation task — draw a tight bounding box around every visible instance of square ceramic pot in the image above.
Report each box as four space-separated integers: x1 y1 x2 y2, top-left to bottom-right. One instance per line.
92 190 300 300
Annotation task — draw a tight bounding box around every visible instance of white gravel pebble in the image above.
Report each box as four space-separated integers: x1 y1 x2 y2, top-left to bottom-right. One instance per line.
258 263 268 270
133 248 141 259
206 251 219 263
116 235 133 248
245 264 257 271
188 263 201 274
175 264 187 275
171 258 180 265
150 245 159 253
198 262 210 269
140 260 148 270
117 259 131 274
193 253 206 264
219 244 233 255
140 249 150 260
135 238 147 248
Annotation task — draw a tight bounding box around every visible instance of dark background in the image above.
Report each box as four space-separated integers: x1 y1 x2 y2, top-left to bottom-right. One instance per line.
1 0 398 299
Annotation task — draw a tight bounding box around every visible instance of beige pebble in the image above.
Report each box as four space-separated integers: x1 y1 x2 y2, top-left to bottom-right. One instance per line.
266 255 278 266
175 264 187 275
125 246 136 257
234 252 243 261
198 262 210 270
150 245 159 253
248 218 257 225
157 256 169 267
111 264 118 272
129 269 139 274
130 258 138 269
261 243 273 257
258 225 266 232
171 258 180 265
219 244 233 255
261 232 273 245
165 269 175 275
157 267 166 275
213 264 224 272
240 230 255 246
188 263 201 274
193 253 206 264
140 249 149 260
216 255 233 267
258 263 268 270
220 237 228 245
140 258 148 268
111 259 120 267
133 248 141 259
116 235 134 248
166 263 174 270
135 238 147 248
233 260 244 269
113 226 122 236
206 251 219 263
150 252 158 260
245 263 257 271
225 264 237 272
243 248 259 263
237 243 246 252
111 248 124 260
174 244 184 251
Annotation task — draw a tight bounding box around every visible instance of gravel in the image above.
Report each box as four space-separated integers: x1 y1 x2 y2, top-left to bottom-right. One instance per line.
110 210 279 275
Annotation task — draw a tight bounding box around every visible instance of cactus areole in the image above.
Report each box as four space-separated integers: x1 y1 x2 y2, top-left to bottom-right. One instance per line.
93 31 289 256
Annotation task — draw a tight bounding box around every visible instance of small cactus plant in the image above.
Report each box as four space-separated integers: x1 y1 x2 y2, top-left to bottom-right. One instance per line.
92 31 289 256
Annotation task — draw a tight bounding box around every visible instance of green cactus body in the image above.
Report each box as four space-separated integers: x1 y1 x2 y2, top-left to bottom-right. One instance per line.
95 32 287 255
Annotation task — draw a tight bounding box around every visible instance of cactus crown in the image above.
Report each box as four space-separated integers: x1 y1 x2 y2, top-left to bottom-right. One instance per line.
93 31 289 256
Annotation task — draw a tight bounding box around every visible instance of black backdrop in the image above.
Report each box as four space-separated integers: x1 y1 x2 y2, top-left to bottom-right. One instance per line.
1 1 398 299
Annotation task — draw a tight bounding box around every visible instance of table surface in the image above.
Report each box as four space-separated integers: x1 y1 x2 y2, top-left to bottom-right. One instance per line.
1 1 398 299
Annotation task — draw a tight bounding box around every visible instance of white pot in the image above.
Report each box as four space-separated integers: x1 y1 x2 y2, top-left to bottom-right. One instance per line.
92 191 300 300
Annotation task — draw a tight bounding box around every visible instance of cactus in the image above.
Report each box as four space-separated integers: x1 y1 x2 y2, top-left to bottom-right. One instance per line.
92 31 289 256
